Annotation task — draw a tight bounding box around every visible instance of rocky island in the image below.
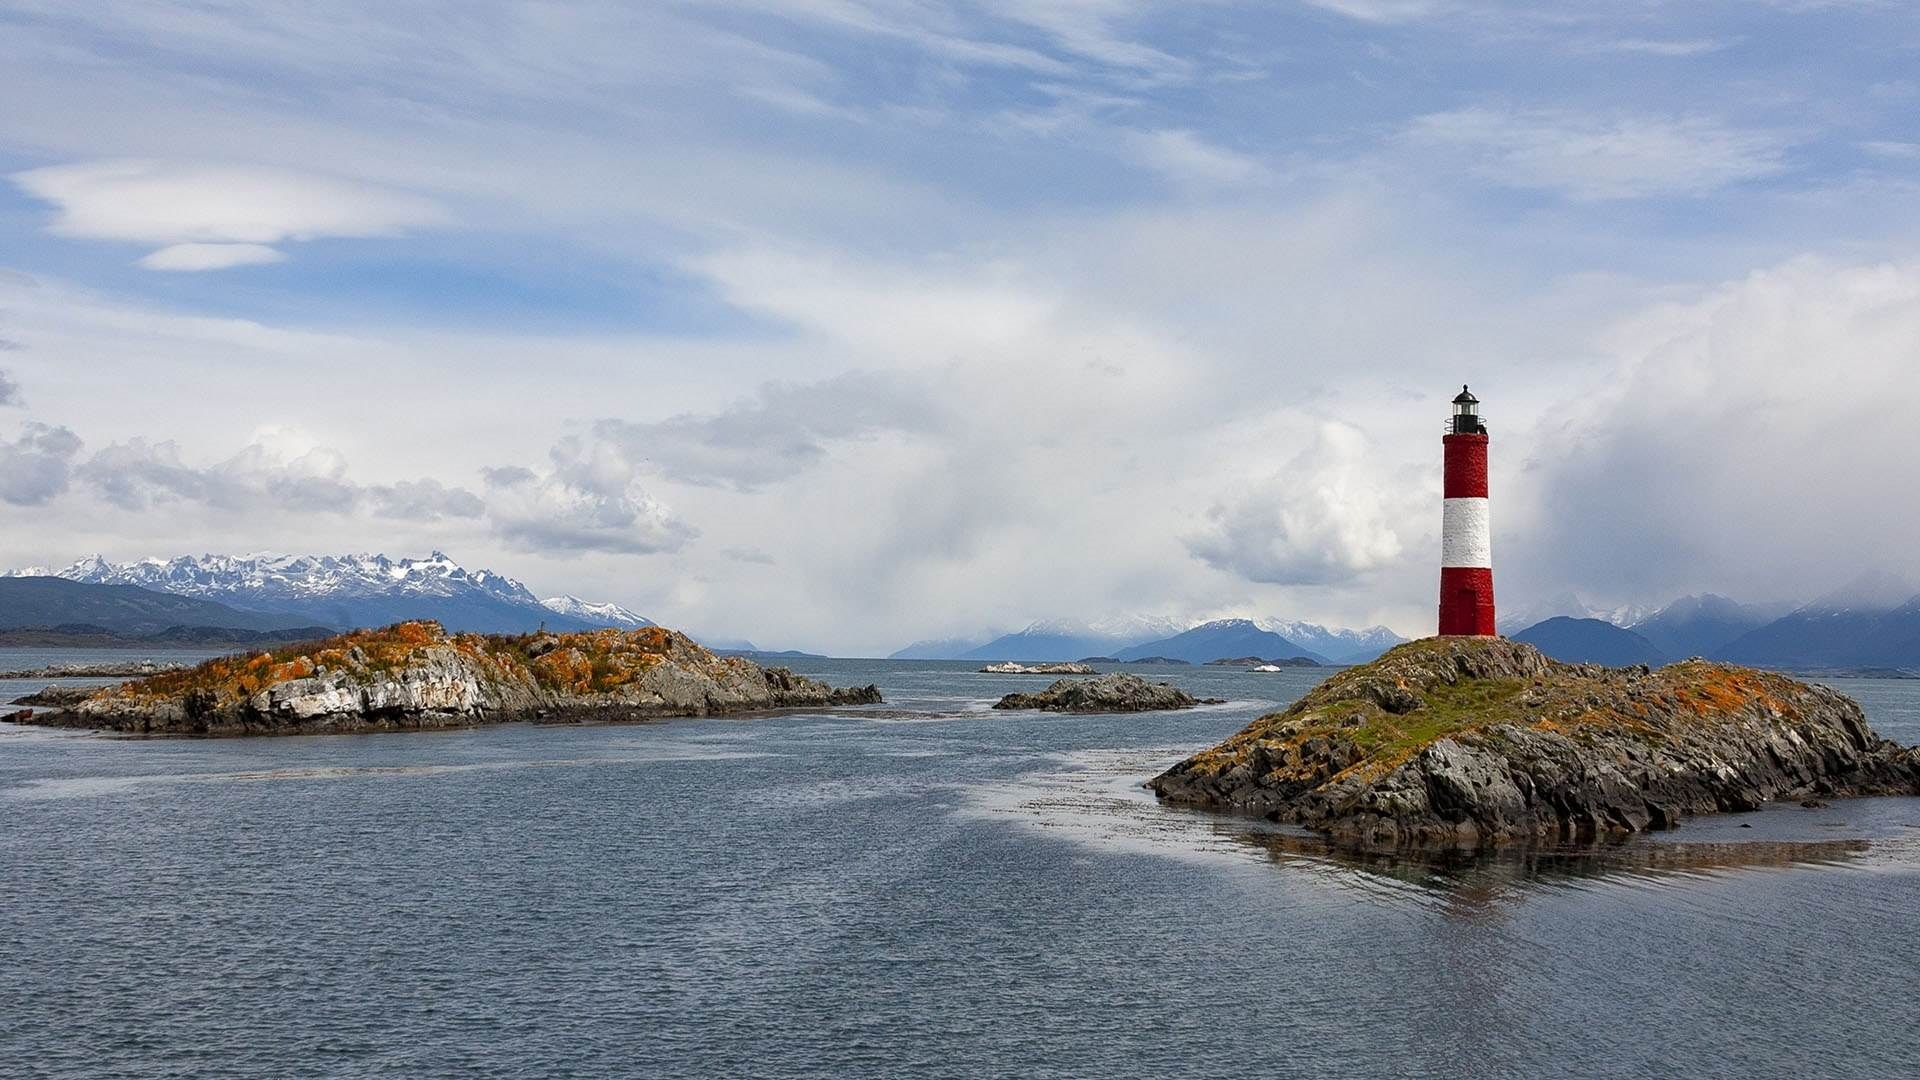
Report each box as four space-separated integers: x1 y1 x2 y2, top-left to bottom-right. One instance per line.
0 659 190 679
994 673 1222 713
979 661 1095 675
1149 637 1920 848
14 621 880 737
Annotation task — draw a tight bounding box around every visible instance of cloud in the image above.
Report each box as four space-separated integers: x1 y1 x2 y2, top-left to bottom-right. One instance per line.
80 434 361 512
483 436 696 555
1511 257 1920 604
368 479 486 521
983 1 1191 81
722 546 777 565
1185 421 1411 586
1124 129 1267 188
0 370 20 407
137 243 288 271
69 428 483 523
594 371 939 490
1300 0 1445 23
1406 108 1790 199
0 423 83 506
12 160 445 270
1861 141 1920 160
1591 38 1732 57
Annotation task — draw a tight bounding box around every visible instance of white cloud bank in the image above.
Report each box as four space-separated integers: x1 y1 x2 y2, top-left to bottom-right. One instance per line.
1508 257 1920 605
1186 421 1414 587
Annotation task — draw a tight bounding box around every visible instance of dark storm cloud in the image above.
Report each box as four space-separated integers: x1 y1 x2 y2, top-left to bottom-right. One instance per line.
0 422 82 505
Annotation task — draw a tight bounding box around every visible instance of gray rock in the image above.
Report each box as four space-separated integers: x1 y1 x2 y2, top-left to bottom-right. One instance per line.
993 673 1216 714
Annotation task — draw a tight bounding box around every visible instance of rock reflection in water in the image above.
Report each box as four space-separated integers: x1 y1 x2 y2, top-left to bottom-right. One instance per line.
1224 827 1871 916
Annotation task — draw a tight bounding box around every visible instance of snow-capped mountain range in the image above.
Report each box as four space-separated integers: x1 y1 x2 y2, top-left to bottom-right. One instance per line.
1254 619 1405 662
5 552 650 635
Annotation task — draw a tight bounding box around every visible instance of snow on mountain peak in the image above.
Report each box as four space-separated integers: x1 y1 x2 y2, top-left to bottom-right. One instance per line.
540 595 653 628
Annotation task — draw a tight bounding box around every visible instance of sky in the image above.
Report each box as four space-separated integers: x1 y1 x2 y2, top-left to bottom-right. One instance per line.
2 0 1918 654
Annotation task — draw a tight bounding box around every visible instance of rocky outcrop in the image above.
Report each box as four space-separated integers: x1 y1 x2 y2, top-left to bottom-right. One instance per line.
0 660 188 679
10 685 96 707
994 673 1219 713
980 662 1096 674
20 621 880 737
1149 637 1920 848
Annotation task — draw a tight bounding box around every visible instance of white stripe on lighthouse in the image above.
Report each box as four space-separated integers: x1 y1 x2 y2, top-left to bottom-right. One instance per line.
1441 497 1491 568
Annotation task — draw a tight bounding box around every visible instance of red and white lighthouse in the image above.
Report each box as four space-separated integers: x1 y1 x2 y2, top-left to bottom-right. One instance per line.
1439 385 1496 636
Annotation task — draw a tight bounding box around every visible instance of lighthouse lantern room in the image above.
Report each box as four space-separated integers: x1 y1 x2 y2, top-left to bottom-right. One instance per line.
1450 386 1485 435
1438 385 1496 636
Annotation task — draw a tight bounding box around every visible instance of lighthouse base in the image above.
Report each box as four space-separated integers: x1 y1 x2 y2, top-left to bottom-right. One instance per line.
1438 566 1496 636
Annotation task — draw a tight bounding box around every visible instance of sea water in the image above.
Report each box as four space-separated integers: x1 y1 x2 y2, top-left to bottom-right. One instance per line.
3 655 1917 1078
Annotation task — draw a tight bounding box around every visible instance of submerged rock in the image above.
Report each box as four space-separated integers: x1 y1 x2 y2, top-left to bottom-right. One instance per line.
20 621 880 737
994 673 1218 713
1149 637 1920 848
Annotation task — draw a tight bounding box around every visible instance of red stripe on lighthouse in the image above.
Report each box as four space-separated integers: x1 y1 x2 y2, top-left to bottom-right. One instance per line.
1442 433 1488 498
1438 567 1496 636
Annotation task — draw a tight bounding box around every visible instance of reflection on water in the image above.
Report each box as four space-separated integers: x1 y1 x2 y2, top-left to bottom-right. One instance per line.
1228 830 1871 918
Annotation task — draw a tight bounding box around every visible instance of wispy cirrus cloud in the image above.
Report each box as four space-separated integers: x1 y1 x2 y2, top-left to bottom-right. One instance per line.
1406 107 1790 199
1124 128 1268 189
1299 0 1447 24
1589 37 1732 57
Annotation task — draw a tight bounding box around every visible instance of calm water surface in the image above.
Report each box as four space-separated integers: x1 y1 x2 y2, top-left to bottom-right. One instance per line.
4 655 1918 1078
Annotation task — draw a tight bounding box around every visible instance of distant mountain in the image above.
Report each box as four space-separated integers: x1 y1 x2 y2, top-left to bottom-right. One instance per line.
1260 619 1405 664
1115 619 1329 665
1498 592 1656 636
721 648 828 661
540 595 653 629
0 577 328 637
1627 594 1784 659
958 617 1187 662
1513 617 1669 666
1718 591 1920 670
890 634 995 660
6 552 640 634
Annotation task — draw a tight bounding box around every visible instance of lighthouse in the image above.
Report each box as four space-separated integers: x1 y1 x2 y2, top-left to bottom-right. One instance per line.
1438 385 1496 636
